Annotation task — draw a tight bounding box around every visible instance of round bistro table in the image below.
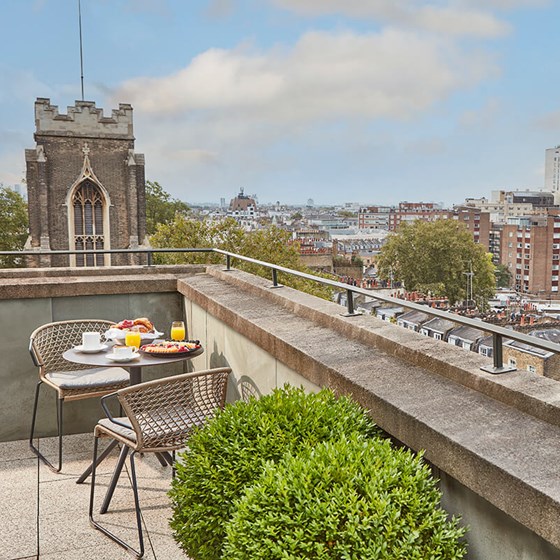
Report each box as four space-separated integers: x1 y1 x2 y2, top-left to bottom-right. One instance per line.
62 344 204 385
64 342 204 511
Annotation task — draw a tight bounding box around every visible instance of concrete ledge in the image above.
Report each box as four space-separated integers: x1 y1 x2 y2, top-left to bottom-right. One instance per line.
204 267 560 430
0 265 206 299
177 268 560 551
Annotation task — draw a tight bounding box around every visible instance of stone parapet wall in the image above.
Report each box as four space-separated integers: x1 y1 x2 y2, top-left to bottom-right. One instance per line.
34 98 134 138
178 267 560 558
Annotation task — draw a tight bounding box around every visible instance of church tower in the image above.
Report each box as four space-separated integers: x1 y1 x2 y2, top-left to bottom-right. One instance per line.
25 98 147 266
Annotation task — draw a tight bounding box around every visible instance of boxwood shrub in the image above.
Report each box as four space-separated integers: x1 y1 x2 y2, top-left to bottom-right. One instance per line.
223 434 467 559
169 385 379 560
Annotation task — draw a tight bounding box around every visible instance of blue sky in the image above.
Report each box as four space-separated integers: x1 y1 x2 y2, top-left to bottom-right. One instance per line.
2 0 560 206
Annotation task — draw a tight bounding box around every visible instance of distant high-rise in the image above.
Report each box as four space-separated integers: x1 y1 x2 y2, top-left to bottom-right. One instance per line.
544 146 560 199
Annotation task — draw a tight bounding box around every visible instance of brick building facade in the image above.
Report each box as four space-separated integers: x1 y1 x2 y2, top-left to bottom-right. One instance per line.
25 98 147 266
500 210 560 295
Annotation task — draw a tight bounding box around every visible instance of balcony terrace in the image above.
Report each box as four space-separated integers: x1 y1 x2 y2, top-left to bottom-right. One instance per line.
2 259 560 559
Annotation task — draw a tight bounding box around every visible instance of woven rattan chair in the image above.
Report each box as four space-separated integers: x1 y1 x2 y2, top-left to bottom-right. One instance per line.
29 319 130 472
89 366 231 559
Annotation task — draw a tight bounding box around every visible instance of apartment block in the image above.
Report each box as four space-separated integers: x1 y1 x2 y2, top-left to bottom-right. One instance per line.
387 202 450 231
500 211 560 294
545 146 560 198
453 206 490 251
357 206 392 230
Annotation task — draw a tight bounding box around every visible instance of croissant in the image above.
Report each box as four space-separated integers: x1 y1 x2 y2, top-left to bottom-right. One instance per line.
112 317 155 333
133 317 154 332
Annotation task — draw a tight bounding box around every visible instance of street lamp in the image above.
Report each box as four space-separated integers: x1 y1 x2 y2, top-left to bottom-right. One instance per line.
463 262 474 309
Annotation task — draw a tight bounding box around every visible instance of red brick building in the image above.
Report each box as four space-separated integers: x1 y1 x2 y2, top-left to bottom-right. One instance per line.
500 211 560 295
388 202 450 231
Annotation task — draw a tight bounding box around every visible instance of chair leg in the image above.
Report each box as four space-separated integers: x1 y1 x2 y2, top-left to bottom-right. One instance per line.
57 397 63 471
29 381 63 473
89 439 145 559
100 445 129 514
129 452 146 558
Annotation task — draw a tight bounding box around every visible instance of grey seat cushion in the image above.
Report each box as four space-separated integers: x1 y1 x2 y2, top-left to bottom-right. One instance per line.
98 416 136 442
46 367 129 389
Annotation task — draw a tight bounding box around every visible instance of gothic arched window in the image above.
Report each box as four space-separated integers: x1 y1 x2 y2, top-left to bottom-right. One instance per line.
72 180 105 266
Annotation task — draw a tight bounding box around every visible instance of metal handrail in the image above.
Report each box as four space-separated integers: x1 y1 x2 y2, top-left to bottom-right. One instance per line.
2 246 559 374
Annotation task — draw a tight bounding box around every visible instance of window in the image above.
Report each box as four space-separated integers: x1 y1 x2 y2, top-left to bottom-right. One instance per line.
72 180 105 267
434 333 442 340
527 365 536 374
508 357 517 368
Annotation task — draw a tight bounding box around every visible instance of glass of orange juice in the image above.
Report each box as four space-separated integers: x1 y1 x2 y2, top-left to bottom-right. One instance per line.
125 326 141 349
171 321 186 341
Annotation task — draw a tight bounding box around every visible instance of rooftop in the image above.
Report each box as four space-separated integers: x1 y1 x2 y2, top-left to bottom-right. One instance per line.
3 261 560 559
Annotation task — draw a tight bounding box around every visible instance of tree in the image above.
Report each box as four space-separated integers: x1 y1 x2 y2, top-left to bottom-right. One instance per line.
0 186 28 267
376 219 496 307
145 180 190 235
150 215 333 300
337 210 355 219
495 263 512 289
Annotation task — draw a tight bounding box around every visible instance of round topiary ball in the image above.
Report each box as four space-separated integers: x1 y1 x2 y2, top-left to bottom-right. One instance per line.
223 434 467 559
168 385 379 560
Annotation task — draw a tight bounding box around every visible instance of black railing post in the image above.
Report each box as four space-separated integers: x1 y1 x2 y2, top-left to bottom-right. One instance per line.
147 252 153 266
347 289 355 315
480 332 515 374
270 267 282 289
226 254 231 271
493 333 503 370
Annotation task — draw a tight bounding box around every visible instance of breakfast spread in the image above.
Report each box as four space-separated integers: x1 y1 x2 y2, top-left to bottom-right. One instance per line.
111 317 155 333
140 340 201 354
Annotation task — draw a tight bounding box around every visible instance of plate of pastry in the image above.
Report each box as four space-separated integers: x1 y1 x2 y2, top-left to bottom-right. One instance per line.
140 340 202 358
105 317 163 342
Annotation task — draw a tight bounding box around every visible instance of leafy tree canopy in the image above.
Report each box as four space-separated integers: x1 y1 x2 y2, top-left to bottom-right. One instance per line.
150 215 333 300
145 180 190 235
376 219 496 307
337 210 355 219
0 186 28 267
495 263 512 289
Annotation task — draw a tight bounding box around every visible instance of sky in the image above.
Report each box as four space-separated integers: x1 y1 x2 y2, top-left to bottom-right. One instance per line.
2 0 560 207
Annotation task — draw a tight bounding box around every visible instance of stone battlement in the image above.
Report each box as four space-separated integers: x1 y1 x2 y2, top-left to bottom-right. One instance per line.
34 98 134 138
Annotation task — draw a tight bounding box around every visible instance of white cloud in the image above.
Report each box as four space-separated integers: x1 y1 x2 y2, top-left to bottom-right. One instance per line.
115 29 496 124
269 0 510 37
115 27 498 199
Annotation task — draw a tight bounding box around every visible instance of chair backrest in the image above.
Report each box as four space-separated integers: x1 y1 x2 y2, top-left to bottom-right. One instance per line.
117 367 231 452
30 319 115 375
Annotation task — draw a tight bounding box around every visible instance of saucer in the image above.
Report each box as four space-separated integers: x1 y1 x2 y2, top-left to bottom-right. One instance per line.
74 344 109 354
106 352 140 363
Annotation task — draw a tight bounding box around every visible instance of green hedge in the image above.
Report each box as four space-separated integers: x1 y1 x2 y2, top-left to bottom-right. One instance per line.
223 434 467 559
169 386 379 560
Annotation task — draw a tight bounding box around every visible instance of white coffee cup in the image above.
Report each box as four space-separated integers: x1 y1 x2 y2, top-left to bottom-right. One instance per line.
82 332 101 350
113 345 136 358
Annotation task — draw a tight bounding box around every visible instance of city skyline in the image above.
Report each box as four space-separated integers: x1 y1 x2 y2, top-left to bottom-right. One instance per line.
2 0 560 206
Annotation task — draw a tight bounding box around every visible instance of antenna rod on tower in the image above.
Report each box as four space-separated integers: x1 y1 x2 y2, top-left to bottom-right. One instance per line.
78 0 85 101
